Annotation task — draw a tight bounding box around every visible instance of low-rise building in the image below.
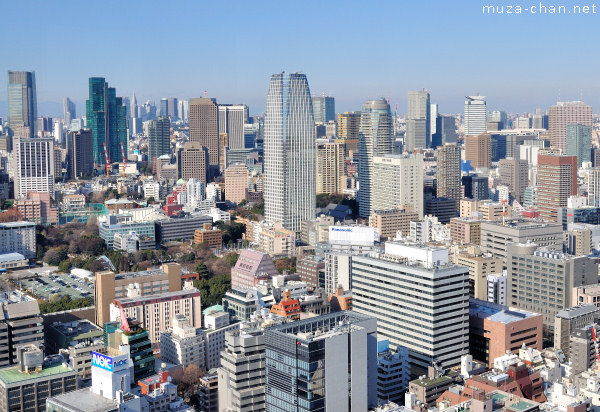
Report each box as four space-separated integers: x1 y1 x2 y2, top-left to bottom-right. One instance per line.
554 304 600 358
449 217 481 245
155 214 213 243
193 223 222 248
296 255 324 290
159 315 206 370
369 208 419 240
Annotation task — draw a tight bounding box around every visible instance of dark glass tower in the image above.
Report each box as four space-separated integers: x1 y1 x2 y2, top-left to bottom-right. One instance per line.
86 77 128 166
148 116 171 160
7 71 37 138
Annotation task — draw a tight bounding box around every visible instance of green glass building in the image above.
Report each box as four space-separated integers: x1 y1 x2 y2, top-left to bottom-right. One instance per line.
86 77 128 166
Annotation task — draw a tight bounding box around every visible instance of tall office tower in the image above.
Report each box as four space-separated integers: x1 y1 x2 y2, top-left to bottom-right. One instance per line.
13 137 55 199
160 98 168 117
264 72 316 233
537 154 578 222
436 144 461 212
265 312 378 411
430 103 438 140
131 91 138 122
337 111 361 156
405 90 430 151
499 158 528 203
189 98 219 168
63 97 76 125
432 115 457 148
588 168 600 207
66 130 94 178
316 138 346 195
312 96 335 123
148 116 171 160
352 242 469 375
218 104 248 150
549 101 592 152
7 71 37 138
566 123 592 167
167 97 178 118
178 99 189 123
507 243 597 330
462 175 489 200
86 77 128 166
464 133 491 169
372 153 424 218
177 142 208 183
358 99 393 218
464 95 487 136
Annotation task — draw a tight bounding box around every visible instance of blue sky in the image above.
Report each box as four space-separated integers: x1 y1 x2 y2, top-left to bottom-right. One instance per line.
1 0 598 116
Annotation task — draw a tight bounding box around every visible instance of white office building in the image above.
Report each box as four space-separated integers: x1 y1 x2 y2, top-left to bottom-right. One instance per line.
160 314 206 370
13 137 55 199
218 104 248 150
464 95 487 136
351 242 469 375
372 153 424 218
0 221 36 259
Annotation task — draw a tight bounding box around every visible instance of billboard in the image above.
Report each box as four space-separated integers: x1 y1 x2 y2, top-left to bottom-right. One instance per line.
328 225 379 246
91 351 129 372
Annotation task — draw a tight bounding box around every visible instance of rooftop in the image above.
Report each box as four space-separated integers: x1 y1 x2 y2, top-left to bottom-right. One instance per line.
115 288 200 307
470 299 539 324
114 268 166 281
411 375 453 388
0 253 26 263
0 362 75 385
555 304 599 319
47 387 130 412
49 320 102 338
0 221 35 228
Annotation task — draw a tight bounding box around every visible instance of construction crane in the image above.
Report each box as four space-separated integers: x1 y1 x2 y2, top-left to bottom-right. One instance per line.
120 142 126 178
103 143 110 178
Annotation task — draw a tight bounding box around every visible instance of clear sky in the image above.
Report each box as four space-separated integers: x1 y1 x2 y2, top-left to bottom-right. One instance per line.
1 0 599 117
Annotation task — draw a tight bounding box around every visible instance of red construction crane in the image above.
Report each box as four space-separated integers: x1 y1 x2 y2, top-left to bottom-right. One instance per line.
103 143 110 178
120 142 126 178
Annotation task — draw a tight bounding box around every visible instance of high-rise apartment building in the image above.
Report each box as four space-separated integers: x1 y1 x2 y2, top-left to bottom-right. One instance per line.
219 104 248 150
337 111 361 157
63 97 76 125
316 138 346 195
352 242 469 375
177 142 208 183
507 243 598 330
372 153 424 218
86 77 127 165
499 158 528 203
464 95 487 136
465 133 491 169
566 123 592 167
436 144 461 212
13 137 55 199
265 311 378 411
405 90 430 150
189 98 219 167
312 96 335 124
66 130 94 178
537 154 577 222
0 222 36 259
7 71 37 138
148 116 171 160
264 72 316 232
588 168 600 207
548 101 592 152
358 98 393 218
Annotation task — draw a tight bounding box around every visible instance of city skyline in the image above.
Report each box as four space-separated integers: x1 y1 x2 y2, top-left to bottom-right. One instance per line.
1 1 599 116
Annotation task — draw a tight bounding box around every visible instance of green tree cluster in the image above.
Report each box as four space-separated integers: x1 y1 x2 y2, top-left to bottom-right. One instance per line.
193 274 230 308
39 295 94 314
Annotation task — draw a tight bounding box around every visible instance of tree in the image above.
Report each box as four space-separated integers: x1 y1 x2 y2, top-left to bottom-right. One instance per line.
58 260 72 273
194 263 209 278
44 246 68 266
0 208 22 222
193 274 231 307
118 255 130 272
224 252 239 267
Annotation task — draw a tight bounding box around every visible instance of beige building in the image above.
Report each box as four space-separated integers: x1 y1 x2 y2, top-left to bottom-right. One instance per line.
465 133 491 169
219 132 228 171
452 246 503 300
257 222 296 258
567 229 592 256
316 139 346 195
460 199 480 218
436 144 461 211
449 217 481 245
62 194 86 212
337 111 361 157
549 101 592 152
479 201 507 222
369 208 419 239
372 153 424 218
225 164 249 204
95 263 182 327
111 288 202 344
499 158 528 203
189 98 219 166
177 142 208 183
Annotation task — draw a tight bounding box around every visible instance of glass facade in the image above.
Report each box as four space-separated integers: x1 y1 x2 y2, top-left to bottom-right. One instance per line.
264 72 316 233
7 71 37 138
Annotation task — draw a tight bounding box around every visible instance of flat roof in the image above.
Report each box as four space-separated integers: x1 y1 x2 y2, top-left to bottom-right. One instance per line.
0 363 75 385
114 268 166 280
0 221 35 228
556 304 599 319
115 288 200 306
47 388 122 411
470 299 539 324
0 253 26 263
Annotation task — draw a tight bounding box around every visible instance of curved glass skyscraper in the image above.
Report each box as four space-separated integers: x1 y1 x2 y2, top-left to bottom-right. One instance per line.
264 72 316 233
358 98 393 218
